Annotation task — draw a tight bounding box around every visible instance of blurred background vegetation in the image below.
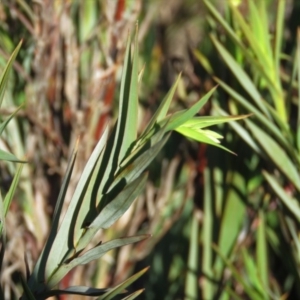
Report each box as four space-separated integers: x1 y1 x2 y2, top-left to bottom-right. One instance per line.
0 0 300 299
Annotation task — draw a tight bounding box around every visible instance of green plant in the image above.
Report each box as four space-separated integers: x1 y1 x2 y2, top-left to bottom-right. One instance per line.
185 0 300 298
0 24 246 299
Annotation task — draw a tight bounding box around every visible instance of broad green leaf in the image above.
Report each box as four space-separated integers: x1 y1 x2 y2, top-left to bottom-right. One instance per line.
73 126 111 244
42 130 109 285
0 40 22 108
75 174 147 252
246 120 300 192
214 171 246 274
263 171 300 221
47 235 149 288
96 31 139 207
116 27 138 165
98 267 149 300
95 174 146 230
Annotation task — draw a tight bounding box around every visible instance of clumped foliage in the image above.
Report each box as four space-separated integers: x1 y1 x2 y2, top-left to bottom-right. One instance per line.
0 1 299 300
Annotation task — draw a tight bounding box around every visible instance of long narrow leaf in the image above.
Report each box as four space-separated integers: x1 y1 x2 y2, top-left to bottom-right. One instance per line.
0 40 22 108
246 120 300 192
39 286 110 298
75 174 147 252
263 171 300 221
47 235 149 288
29 139 79 292
98 267 149 300
211 35 270 118
0 149 25 163
164 87 217 131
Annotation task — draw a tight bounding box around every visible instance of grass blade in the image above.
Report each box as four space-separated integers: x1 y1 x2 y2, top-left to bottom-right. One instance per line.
246 120 300 191
98 267 149 300
48 235 149 288
0 40 22 108
263 171 300 221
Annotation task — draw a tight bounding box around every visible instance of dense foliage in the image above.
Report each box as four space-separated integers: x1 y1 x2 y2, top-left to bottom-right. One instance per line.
0 1 299 299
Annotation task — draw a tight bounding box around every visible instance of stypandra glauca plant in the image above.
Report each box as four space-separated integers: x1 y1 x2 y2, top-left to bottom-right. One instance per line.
0 28 247 299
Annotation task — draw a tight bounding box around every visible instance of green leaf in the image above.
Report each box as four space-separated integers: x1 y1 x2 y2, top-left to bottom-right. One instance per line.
0 164 23 237
39 286 110 298
214 78 292 155
185 212 199 299
241 248 267 299
29 140 79 292
143 74 181 137
110 135 169 193
256 210 268 291
246 120 300 192
273 0 285 82
214 171 246 274
121 289 145 300
116 27 138 165
201 168 214 299
72 126 110 245
213 244 265 300
98 267 149 300
74 235 149 266
180 114 250 129
47 235 149 288
175 126 235 154
0 106 23 136
76 174 147 252
41 130 109 286
263 171 300 221
0 149 25 163
211 35 270 118
164 87 217 131
0 40 22 108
